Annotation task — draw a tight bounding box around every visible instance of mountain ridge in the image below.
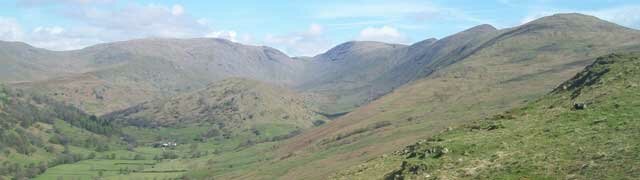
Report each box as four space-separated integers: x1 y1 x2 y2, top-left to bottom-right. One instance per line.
7 13 639 116
182 13 640 180
2 12 640 180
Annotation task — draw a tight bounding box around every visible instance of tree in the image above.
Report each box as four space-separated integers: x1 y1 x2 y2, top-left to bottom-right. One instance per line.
312 120 326 126
95 144 109 152
89 115 98 121
133 154 145 160
44 145 55 153
88 152 96 159
0 87 8 104
37 162 48 174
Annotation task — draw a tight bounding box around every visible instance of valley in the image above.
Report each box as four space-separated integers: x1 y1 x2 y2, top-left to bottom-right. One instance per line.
0 12 639 180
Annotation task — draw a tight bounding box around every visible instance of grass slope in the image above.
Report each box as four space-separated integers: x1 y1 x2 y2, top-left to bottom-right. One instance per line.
0 85 126 179
104 78 325 137
8 78 325 180
8 38 304 115
335 53 640 179
185 14 640 180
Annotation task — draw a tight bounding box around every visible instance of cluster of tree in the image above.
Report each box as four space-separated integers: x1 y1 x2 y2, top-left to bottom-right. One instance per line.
0 161 48 179
100 104 156 128
0 87 121 155
0 84 8 105
118 167 133 175
0 146 92 178
52 151 86 165
188 151 209 159
312 119 326 126
44 97 118 136
117 165 145 175
18 88 118 136
235 129 303 150
154 151 179 161
0 87 125 178
104 153 117 160
0 127 40 155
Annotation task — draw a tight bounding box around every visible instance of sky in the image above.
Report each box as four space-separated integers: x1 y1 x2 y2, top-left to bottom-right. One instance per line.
1 0 639 56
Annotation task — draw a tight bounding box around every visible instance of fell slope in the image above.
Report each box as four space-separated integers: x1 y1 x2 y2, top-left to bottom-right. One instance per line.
0 41 74 82
297 41 408 113
9 38 304 115
103 78 325 138
185 13 640 180
337 53 640 179
0 85 123 179
297 24 499 114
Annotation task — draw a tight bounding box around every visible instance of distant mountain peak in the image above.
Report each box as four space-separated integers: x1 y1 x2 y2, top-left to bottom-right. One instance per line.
0 40 40 50
413 38 438 45
319 41 406 61
466 24 498 33
521 13 630 31
538 13 599 21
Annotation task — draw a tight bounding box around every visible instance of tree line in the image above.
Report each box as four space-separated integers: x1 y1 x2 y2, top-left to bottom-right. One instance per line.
0 86 122 179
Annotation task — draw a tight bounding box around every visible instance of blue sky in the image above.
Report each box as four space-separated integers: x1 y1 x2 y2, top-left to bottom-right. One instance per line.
1 0 639 56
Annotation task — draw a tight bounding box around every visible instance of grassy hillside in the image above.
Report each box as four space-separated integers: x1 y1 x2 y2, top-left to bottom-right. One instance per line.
104 78 326 144
296 25 498 114
0 85 125 179
12 73 163 116
8 38 305 115
336 53 640 179
0 42 78 83
183 13 640 180
296 41 409 113
0 85 193 180
2 13 640 180
29 79 327 179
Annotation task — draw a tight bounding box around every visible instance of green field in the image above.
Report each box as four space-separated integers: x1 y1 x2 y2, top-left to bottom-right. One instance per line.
32 120 301 179
36 159 185 180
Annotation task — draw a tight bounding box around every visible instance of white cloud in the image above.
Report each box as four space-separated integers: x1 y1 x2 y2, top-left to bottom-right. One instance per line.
206 30 237 41
308 23 323 36
2 3 264 51
0 16 103 50
28 25 103 50
17 0 115 7
263 23 332 56
196 18 209 26
2 3 233 50
34 26 65 35
357 26 408 44
171 4 184 16
315 2 433 19
0 17 24 41
63 3 209 39
587 5 640 29
314 1 488 25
